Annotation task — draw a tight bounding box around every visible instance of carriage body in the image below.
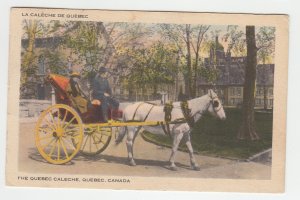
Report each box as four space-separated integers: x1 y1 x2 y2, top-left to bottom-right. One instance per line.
47 74 122 123
35 74 122 164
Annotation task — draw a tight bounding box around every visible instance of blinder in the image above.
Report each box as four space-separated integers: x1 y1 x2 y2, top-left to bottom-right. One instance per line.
210 98 222 113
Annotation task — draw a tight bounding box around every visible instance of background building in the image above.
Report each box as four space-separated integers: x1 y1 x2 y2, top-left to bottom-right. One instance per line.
199 37 274 109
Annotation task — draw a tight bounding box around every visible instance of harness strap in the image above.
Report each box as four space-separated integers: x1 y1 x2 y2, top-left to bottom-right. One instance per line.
132 103 155 122
162 102 173 137
131 102 144 121
143 104 155 121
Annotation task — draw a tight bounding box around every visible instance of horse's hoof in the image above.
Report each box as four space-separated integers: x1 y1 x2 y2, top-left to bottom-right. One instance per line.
192 166 200 171
169 166 178 171
128 160 136 166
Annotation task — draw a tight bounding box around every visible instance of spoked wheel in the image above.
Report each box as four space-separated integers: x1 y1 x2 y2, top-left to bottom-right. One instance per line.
79 126 112 156
35 104 83 164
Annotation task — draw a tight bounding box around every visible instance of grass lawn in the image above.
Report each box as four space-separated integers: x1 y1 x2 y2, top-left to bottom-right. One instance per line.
142 108 273 160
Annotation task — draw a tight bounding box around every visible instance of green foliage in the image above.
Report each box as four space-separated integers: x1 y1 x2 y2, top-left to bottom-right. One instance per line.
198 66 219 84
257 27 275 64
143 108 273 159
41 49 67 74
21 20 42 90
64 22 107 77
117 42 177 92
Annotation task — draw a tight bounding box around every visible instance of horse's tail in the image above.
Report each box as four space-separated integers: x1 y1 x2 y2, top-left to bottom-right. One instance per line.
115 114 128 145
115 126 127 145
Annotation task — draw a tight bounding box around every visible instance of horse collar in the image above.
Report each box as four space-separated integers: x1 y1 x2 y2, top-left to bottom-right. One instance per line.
180 100 194 127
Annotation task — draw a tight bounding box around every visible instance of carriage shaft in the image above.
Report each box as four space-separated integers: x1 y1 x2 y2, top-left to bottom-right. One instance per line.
84 121 164 128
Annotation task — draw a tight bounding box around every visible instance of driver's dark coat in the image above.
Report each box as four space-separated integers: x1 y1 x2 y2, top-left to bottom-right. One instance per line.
91 74 112 100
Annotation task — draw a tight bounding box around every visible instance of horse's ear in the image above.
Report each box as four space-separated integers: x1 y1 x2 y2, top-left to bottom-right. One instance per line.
208 89 213 97
208 89 217 98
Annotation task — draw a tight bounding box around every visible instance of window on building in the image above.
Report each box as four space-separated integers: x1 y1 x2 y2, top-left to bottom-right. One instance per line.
230 98 234 105
256 88 262 96
237 87 241 96
37 83 45 100
269 99 273 107
269 88 273 96
255 99 260 105
230 87 235 95
260 88 264 95
38 55 45 75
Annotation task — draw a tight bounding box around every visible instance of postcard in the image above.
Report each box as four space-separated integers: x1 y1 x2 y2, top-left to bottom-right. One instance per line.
6 7 288 192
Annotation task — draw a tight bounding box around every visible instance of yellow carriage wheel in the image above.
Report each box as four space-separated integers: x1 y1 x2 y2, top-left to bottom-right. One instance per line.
79 126 112 156
35 104 83 164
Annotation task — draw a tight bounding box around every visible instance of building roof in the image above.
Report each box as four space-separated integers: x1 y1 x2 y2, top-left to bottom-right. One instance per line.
21 36 63 49
199 60 274 86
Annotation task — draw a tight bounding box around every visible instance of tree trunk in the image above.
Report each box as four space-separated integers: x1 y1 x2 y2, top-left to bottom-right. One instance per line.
185 24 193 98
238 26 260 140
96 22 114 67
22 20 37 80
21 20 38 98
193 46 200 98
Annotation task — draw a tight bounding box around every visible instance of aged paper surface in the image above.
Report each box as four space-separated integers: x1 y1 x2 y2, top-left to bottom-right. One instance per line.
6 7 288 192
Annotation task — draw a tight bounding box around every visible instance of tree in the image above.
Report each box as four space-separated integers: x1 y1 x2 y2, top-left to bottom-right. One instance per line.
198 66 219 85
64 21 114 78
108 23 157 100
116 42 176 100
201 31 226 87
223 25 246 57
238 26 259 140
159 24 210 98
257 27 275 109
41 48 67 74
21 20 45 98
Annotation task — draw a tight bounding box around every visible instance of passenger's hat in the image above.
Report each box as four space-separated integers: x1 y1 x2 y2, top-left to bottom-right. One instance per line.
70 71 81 77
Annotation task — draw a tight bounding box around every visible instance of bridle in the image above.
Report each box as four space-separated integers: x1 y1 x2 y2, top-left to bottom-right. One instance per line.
210 97 223 113
208 90 223 114
191 94 223 120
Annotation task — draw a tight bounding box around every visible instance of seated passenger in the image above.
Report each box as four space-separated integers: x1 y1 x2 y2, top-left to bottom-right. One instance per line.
66 71 88 114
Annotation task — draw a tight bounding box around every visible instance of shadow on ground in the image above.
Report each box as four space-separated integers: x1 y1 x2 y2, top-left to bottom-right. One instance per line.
28 147 193 171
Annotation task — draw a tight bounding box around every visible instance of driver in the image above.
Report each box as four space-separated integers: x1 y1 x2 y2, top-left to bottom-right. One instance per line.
91 66 119 122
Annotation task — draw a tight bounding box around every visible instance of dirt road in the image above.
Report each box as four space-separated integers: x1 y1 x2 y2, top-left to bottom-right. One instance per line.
19 122 271 179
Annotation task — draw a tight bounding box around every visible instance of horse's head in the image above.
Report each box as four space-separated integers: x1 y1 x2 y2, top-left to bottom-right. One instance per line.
207 89 226 120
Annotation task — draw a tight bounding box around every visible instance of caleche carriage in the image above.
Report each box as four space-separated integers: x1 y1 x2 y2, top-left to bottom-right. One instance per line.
35 74 163 164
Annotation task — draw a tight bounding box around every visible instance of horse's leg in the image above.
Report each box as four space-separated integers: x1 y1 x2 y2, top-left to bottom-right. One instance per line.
169 131 184 171
184 133 200 171
126 126 136 166
126 126 141 166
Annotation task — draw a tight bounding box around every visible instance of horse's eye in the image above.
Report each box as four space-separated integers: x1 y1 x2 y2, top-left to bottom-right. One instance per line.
213 100 219 108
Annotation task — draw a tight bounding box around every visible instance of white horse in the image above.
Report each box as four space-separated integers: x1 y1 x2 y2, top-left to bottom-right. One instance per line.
115 89 226 171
